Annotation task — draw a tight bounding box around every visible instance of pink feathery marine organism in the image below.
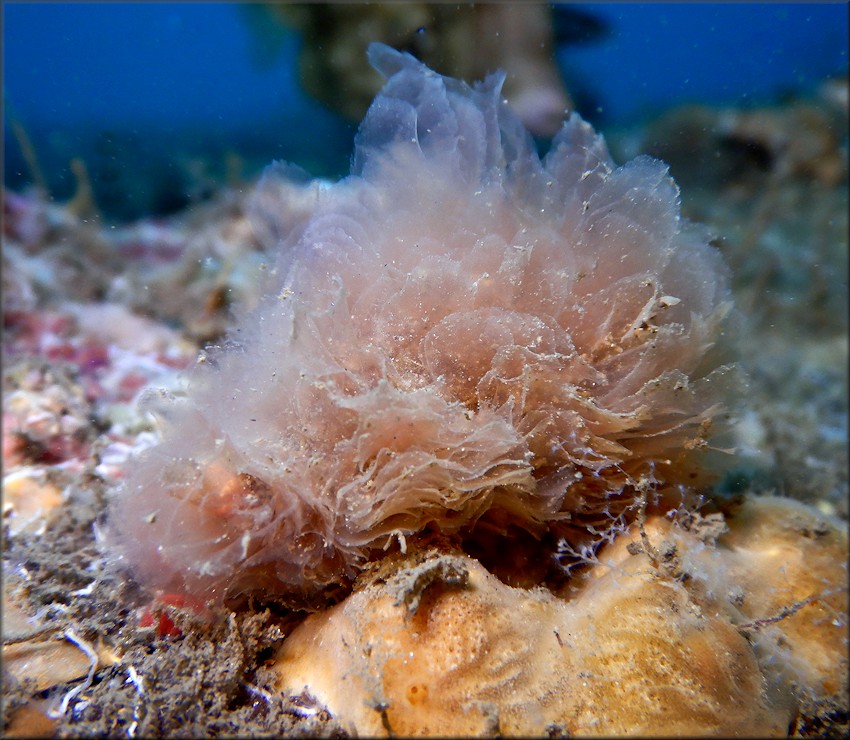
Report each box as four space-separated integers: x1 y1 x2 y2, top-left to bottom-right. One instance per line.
109 43 738 606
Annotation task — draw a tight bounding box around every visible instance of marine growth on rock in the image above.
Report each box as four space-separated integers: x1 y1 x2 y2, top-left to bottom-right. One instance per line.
109 43 737 605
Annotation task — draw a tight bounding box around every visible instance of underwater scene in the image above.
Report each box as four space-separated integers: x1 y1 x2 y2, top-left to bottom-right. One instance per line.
2 3 848 737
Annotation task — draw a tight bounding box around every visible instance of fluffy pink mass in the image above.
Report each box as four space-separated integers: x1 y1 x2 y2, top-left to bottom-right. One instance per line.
109 44 736 605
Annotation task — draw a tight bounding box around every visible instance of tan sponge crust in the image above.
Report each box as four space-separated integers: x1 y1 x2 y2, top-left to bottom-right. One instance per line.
273 496 848 737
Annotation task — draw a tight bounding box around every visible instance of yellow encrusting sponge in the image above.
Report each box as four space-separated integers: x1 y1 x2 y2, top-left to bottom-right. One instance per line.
273 496 847 737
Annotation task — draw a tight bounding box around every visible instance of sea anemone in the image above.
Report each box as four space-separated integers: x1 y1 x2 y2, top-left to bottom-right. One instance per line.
109 43 737 605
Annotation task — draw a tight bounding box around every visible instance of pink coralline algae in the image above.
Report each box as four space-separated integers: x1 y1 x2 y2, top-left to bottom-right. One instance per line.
109 44 738 605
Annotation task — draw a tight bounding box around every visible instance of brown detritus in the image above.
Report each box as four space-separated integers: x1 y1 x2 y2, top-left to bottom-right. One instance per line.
372 699 395 737
388 553 469 616
625 485 684 582
791 694 850 738
737 589 842 635
675 509 728 545
53 609 346 738
203 282 232 319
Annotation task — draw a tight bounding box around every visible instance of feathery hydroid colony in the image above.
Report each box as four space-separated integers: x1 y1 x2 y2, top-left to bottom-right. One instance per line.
109 44 736 604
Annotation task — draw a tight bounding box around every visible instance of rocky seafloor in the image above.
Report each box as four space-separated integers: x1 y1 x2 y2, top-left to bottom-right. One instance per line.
2 79 848 737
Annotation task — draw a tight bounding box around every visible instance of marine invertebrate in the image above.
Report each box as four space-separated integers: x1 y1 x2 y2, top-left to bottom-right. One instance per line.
273 497 848 737
108 43 736 606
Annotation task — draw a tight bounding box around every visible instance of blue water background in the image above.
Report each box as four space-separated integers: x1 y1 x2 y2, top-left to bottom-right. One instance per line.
3 2 847 217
